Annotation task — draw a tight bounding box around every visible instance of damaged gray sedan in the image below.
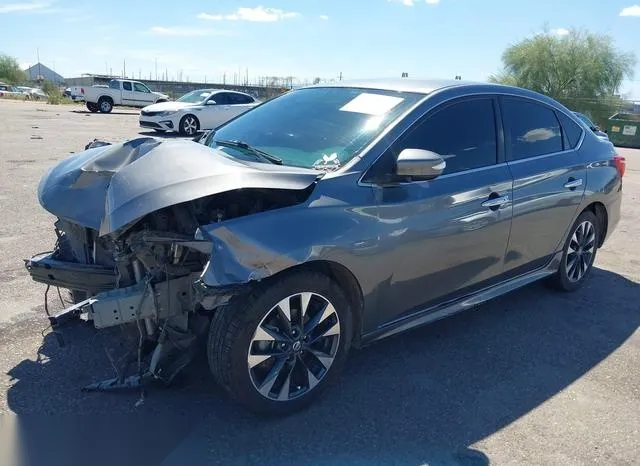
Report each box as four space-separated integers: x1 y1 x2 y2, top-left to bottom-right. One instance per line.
25 79 623 414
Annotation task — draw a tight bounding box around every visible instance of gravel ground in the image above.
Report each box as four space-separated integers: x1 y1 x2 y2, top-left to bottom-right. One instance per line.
0 99 638 466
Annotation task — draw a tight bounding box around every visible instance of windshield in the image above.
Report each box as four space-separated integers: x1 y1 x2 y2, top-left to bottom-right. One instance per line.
206 87 424 169
178 90 214 104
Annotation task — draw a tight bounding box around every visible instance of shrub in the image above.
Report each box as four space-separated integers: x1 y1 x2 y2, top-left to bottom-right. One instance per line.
42 81 64 105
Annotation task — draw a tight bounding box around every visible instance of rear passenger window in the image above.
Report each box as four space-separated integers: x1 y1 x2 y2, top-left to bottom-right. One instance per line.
229 93 253 104
396 98 498 175
122 81 132 91
556 112 583 149
502 98 563 160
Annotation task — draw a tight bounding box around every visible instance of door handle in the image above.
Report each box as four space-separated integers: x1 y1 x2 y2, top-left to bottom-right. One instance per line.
481 195 509 209
563 178 583 190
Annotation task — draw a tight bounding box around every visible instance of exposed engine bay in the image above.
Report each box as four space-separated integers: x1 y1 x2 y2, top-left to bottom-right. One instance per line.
24 138 318 394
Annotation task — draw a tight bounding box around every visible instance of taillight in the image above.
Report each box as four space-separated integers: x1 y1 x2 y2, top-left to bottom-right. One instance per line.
81 88 84 94
613 154 626 178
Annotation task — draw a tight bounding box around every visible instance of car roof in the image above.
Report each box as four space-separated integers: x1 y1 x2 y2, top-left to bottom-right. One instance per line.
301 78 482 95
299 78 573 114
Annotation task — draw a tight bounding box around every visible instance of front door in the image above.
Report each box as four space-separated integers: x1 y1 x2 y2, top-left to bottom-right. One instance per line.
365 96 514 328
500 96 587 276
132 82 157 106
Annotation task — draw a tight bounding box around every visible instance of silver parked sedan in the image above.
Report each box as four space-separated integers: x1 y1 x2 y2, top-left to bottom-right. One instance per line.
26 79 625 415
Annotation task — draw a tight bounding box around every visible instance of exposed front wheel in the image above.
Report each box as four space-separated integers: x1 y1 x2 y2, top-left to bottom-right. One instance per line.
179 114 199 137
207 270 353 415
547 210 599 292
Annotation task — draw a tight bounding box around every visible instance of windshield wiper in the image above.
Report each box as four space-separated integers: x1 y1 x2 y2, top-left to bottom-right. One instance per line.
213 139 283 165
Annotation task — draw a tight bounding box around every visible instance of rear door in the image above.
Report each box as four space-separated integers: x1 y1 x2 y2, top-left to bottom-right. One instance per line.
500 96 587 276
120 81 135 106
227 92 257 118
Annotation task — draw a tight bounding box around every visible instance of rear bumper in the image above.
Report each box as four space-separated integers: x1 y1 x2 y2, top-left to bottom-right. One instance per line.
604 185 622 244
24 251 116 292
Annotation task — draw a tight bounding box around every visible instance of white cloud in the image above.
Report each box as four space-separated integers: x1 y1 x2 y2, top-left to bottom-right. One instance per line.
148 26 227 37
319 14 329 20
388 0 415 5
620 5 640 16
388 0 441 6
0 2 50 13
551 27 570 36
197 6 300 22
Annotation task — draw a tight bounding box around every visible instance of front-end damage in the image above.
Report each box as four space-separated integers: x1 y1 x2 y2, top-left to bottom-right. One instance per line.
24 137 320 393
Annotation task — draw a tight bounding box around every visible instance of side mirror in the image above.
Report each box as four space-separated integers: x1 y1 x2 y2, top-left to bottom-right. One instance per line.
395 148 446 180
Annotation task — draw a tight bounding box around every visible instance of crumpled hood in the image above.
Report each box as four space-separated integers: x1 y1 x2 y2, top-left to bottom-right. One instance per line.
37 137 321 236
142 101 195 112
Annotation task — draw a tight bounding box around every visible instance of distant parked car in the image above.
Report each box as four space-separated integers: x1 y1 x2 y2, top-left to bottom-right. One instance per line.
0 83 25 99
82 79 169 113
139 88 260 136
16 86 48 101
573 111 609 140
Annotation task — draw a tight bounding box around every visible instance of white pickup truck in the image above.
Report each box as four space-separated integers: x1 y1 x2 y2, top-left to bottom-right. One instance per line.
83 79 170 113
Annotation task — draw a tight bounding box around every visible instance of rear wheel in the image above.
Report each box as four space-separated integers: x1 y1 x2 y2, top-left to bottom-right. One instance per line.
98 97 113 113
547 210 599 292
179 114 199 137
86 102 99 113
207 270 352 415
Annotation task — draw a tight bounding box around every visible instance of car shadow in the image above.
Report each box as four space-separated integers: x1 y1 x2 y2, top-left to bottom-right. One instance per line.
71 109 140 115
5 268 639 465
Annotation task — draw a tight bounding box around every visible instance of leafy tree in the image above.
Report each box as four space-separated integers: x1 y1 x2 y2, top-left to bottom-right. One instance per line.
0 54 27 84
490 29 636 127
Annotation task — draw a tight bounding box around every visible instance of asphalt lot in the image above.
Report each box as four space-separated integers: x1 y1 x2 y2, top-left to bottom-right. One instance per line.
0 99 638 466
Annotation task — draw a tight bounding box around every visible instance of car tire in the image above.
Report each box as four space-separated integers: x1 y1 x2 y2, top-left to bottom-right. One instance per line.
98 97 113 113
547 210 600 292
179 115 199 137
86 102 99 113
207 270 353 416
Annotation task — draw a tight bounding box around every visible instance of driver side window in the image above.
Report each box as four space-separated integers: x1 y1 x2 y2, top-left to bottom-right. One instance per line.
364 97 498 182
133 82 150 93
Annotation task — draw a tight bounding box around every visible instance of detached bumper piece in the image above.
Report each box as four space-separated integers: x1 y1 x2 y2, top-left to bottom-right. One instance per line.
25 251 116 292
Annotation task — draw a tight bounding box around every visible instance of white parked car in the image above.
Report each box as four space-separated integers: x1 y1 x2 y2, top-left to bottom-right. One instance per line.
16 86 48 101
83 79 169 113
139 89 260 136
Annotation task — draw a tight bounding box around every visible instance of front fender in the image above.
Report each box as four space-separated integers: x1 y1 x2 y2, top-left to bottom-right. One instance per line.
195 178 380 290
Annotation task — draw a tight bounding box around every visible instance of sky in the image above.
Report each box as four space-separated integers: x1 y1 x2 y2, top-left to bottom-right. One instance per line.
1 0 640 98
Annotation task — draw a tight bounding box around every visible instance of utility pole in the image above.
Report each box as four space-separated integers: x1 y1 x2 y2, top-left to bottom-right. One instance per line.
123 59 126 78
36 48 41 81
155 57 158 80
338 71 342 81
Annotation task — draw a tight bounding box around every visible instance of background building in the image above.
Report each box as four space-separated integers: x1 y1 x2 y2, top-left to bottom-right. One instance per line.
24 63 64 84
